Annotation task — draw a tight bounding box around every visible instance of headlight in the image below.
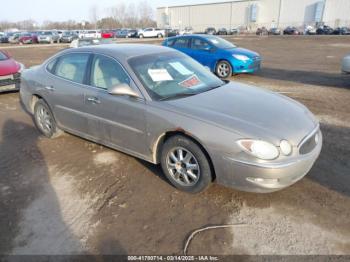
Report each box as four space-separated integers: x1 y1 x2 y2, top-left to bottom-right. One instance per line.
237 139 279 160
233 54 250 61
16 62 25 73
280 140 292 156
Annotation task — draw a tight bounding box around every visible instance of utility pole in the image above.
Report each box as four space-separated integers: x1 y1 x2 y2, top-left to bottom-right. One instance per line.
277 0 282 28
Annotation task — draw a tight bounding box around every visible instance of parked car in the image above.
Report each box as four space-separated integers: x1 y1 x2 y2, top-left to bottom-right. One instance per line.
217 28 228 35
342 53 350 74
305 25 316 35
316 25 333 35
229 28 240 35
126 29 139 38
268 28 281 35
256 27 268 35
283 27 300 35
0 50 24 92
204 27 216 35
165 29 179 37
20 44 322 193
138 28 165 38
8 33 21 44
60 31 79 43
180 27 193 35
333 27 350 35
38 31 60 44
19 33 38 44
117 29 130 38
82 30 102 39
101 30 115 39
69 38 113 48
162 34 261 78
0 33 9 43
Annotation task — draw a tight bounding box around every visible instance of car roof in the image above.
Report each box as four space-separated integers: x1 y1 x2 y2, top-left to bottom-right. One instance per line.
65 44 175 60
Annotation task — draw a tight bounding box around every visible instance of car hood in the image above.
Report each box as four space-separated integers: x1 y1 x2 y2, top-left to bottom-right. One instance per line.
225 47 259 58
0 58 20 76
164 82 317 146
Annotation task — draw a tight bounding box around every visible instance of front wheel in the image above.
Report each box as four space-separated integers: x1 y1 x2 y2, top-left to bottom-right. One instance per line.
215 60 232 79
139 34 144 38
161 135 212 193
34 99 63 138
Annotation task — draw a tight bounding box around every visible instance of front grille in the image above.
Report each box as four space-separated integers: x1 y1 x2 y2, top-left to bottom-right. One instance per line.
249 60 261 69
0 73 21 87
299 130 318 155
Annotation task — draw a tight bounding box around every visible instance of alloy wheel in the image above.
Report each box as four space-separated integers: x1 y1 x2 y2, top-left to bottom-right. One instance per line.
166 147 200 186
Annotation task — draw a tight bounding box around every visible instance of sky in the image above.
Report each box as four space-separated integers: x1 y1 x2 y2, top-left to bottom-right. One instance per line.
1 0 221 23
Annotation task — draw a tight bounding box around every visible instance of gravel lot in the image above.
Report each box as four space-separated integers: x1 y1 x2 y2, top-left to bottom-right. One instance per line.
0 36 349 255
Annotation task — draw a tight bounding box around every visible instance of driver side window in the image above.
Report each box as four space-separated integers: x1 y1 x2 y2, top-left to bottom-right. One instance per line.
191 38 211 51
90 55 130 90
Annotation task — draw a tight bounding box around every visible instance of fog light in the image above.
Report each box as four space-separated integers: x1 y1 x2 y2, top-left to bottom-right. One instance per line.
280 140 292 156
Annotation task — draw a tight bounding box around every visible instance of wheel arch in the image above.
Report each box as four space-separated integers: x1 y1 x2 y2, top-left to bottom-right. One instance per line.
153 130 216 181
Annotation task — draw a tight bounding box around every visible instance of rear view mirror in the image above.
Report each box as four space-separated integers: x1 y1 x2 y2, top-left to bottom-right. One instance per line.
108 83 140 98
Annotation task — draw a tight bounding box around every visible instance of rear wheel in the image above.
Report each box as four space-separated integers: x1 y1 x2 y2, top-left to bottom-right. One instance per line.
215 60 232 79
157 34 163 38
161 135 212 193
34 99 63 138
139 34 144 38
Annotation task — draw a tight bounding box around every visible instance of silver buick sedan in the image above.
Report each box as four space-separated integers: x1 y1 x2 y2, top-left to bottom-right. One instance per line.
20 44 322 193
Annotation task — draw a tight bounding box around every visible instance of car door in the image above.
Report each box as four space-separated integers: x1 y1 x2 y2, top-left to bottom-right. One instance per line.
188 37 215 68
45 52 92 136
83 54 149 157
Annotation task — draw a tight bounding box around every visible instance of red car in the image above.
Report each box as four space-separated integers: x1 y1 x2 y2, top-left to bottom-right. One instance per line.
19 33 38 44
0 50 24 93
101 30 115 38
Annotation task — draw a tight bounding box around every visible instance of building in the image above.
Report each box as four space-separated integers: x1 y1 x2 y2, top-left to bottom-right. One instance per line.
157 0 350 32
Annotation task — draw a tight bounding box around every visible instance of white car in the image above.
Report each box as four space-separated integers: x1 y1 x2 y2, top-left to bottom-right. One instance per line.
81 30 101 39
180 27 193 35
138 28 165 38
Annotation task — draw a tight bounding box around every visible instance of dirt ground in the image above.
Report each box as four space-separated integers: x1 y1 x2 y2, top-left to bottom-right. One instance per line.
0 36 350 256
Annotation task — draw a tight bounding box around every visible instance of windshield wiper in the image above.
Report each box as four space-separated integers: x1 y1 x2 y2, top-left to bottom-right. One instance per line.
159 92 198 101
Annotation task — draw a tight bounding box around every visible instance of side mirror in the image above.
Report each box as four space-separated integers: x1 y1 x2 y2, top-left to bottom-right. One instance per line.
108 83 140 98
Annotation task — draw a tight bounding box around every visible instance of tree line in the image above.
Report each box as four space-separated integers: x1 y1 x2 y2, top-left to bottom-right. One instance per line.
0 1 156 31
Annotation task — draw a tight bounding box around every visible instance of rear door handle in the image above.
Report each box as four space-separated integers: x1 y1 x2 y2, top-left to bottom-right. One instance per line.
86 97 101 104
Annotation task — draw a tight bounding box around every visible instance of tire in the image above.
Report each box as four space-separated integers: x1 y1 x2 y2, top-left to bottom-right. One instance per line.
157 34 162 38
50 39 54 44
33 99 63 138
215 60 232 79
160 135 212 193
139 34 144 38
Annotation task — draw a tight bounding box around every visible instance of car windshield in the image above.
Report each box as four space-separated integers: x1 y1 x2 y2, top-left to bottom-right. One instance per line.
205 36 236 49
129 52 225 101
0 52 8 61
42 32 52 35
63 32 72 36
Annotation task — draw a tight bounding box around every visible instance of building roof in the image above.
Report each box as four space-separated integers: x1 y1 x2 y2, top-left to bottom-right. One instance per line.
157 0 256 9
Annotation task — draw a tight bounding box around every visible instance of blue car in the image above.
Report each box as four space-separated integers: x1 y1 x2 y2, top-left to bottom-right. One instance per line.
162 34 261 78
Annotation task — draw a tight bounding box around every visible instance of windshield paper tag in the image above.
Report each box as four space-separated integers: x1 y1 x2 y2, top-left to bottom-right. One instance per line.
148 69 173 82
169 62 193 75
179 75 201 88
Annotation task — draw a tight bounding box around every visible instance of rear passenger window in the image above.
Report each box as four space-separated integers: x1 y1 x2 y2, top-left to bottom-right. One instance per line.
173 38 189 48
192 38 211 50
54 53 90 84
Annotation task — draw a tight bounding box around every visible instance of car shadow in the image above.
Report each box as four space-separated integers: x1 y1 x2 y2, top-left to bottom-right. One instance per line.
255 67 350 89
0 120 84 255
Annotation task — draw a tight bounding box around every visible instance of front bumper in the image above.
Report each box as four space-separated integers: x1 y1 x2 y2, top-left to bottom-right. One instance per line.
231 57 261 74
213 130 322 193
0 73 21 93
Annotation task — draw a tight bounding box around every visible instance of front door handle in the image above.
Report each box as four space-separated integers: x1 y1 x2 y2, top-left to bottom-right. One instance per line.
44 86 55 91
86 97 101 104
